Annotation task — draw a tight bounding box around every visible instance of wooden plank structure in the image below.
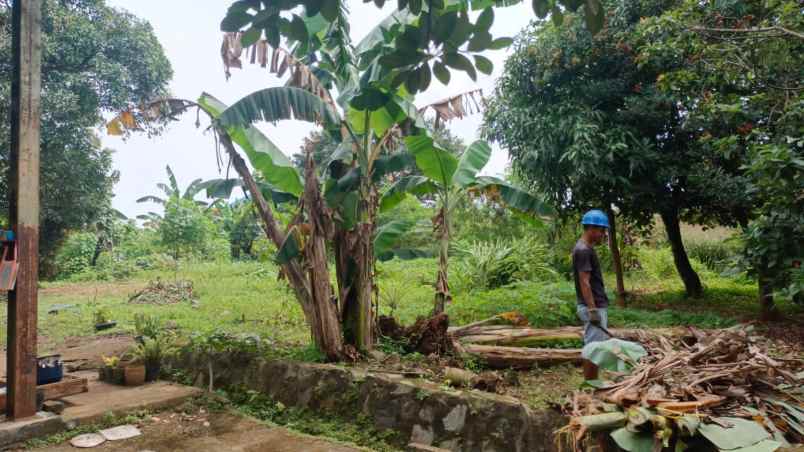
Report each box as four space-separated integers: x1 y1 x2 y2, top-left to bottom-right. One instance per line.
6 0 42 419
0 375 89 414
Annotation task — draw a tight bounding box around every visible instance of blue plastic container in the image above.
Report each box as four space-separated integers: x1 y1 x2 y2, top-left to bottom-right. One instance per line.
36 355 63 385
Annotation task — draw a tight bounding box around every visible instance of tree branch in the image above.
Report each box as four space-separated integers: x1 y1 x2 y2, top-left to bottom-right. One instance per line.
691 25 804 40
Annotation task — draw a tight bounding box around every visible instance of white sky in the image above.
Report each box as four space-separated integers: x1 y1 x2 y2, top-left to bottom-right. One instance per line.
104 0 534 218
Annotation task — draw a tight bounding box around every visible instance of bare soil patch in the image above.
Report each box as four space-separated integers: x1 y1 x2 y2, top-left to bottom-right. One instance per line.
17 405 362 451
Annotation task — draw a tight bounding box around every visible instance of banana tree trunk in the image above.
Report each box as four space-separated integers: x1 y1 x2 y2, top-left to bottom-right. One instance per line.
434 204 451 314
342 177 375 352
220 131 343 360
301 152 345 357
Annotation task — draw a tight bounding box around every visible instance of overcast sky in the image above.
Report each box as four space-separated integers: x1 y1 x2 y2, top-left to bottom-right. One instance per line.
104 0 534 218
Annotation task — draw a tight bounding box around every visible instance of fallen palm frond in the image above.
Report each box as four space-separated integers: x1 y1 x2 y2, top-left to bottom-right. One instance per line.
559 325 804 451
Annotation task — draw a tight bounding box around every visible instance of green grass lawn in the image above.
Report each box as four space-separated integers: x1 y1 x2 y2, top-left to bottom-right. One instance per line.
2 258 799 354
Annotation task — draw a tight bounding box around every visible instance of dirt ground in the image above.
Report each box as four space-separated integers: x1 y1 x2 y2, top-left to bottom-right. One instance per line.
0 334 134 378
16 408 363 451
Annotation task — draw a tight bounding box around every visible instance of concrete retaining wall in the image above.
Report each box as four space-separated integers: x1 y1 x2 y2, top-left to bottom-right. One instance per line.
170 350 566 452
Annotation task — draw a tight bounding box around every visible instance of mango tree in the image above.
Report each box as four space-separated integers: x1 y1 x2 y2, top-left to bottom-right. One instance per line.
379 135 551 313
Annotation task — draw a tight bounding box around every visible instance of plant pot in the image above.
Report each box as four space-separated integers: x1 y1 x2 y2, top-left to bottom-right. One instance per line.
95 321 117 331
37 355 63 385
124 364 146 386
145 362 161 382
99 365 125 384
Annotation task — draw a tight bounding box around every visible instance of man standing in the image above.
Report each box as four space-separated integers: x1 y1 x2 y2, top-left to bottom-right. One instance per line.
573 209 610 380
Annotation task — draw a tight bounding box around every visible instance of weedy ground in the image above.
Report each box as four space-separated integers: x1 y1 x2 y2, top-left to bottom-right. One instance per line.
3 256 800 355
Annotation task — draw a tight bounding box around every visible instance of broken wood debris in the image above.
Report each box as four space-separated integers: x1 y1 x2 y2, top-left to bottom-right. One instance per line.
559 325 804 450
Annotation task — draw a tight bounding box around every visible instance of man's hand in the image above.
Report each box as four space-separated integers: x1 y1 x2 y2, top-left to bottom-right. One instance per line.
588 307 601 325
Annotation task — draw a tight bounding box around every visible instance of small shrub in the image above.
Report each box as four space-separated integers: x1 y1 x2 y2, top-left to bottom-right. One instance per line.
134 313 162 339
93 307 112 324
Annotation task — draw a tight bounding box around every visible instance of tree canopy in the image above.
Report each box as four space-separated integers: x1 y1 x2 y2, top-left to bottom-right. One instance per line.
485 0 802 307
0 0 172 272
483 0 767 297
634 0 803 310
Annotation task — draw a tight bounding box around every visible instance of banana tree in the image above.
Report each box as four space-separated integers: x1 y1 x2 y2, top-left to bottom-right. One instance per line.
136 165 207 207
111 0 518 358
380 135 552 313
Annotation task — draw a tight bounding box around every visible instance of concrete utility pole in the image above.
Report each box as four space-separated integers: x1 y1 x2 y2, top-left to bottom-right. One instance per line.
7 0 42 419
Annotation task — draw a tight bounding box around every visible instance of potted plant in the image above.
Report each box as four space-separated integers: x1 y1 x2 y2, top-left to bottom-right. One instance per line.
99 355 124 384
134 313 161 345
123 359 146 386
134 335 175 382
93 307 117 331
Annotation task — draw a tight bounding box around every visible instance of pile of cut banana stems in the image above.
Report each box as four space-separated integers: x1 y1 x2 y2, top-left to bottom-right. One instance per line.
558 326 804 452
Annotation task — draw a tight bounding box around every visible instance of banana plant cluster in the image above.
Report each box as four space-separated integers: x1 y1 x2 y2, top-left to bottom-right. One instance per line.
109 0 568 360
380 135 552 313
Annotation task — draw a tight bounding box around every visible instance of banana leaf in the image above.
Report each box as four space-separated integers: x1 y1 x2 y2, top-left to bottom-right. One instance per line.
198 93 304 197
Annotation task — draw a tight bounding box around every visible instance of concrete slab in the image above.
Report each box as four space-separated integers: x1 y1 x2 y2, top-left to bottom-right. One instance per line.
61 379 201 426
0 411 65 447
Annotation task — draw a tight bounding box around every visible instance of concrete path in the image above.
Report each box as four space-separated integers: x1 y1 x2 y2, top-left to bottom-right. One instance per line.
23 410 364 452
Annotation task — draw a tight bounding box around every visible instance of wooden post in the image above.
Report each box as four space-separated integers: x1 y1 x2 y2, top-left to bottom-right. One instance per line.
7 0 42 419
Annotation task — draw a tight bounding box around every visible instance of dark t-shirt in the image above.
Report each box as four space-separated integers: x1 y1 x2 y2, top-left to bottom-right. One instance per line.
572 240 609 308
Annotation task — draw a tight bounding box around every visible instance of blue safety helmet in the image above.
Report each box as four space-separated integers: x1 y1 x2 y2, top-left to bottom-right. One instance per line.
581 210 610 229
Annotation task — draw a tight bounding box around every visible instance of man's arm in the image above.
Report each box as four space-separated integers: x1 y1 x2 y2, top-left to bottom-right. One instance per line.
579 271 601 324
579 271 596 309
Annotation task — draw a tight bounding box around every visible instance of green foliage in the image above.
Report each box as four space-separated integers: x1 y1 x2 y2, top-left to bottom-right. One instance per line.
160 199 211 259
451 280 577 327
198 93 304 198
742 142 804 302
453 236 557 291
633 0 803 304
93 307 112 325
637 247 677 280
53 232 98 279
134 334 176 367
222 386 401 451
0 0 172 271
220 0 606 102
685 240 740 274
134 313 162 340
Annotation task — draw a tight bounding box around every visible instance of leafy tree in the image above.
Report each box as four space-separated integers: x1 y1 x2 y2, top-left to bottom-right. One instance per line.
380 136 550 312
633 0 803 315
160 199 209 260
0 0 172 273
484 0 760 298
219 0 610 93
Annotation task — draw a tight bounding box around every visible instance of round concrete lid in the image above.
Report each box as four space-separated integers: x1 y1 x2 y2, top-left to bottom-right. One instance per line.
70 433 106 448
